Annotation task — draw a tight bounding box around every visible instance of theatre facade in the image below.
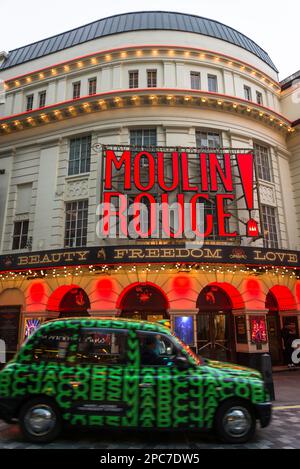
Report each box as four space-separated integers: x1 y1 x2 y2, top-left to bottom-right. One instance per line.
0 11 299 366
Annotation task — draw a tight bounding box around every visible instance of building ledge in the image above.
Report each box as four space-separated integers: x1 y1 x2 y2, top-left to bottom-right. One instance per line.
2 44 280 92
0 88 293 136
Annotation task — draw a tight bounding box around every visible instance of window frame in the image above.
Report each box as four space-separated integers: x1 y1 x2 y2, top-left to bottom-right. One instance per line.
196 130 222 149
129 70 139 89
12 219 29 251
147 69 157 88
256 91 263 105
29 328 76 363
88 77 97 96
253 142 273 182
73 81 81 99
137 331 182 368
208 74 218 92
76 327 129 365
244 85 252 101
261 204 280 249
129 128 157 148
190 71 201 90
68 135 92 176
26 94 34 111
38 90 47 108
64 199 89 248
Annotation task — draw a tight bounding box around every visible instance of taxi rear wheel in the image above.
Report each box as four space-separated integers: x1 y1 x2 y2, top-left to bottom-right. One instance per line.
214 399 256 444
19 397 62 443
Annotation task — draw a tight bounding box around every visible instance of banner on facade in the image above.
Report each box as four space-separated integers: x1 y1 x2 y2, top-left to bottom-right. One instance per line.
0 244 299 272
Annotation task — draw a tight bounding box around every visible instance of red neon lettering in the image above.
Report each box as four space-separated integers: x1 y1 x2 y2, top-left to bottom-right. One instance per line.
199 153 209 192
103 192 128 236
133 152 155 191
216 194 237 237
237 153 254 210
209 153 233 192
105 150 131 190
132 193 157 238
190 194 213 237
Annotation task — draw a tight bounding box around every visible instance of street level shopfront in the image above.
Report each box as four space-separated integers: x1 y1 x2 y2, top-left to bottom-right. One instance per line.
0 244 299 366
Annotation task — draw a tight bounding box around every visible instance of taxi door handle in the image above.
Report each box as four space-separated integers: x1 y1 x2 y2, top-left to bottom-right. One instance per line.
139 383 153 389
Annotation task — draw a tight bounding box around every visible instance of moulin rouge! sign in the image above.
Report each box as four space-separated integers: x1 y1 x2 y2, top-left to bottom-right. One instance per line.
100 148 258 240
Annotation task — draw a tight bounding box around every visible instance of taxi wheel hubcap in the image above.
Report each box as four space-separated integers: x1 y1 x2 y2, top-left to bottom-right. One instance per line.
24 405 56 436
223 406 251 437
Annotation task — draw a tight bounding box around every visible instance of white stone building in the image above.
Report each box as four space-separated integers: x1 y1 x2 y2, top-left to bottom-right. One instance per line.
0 11 299 366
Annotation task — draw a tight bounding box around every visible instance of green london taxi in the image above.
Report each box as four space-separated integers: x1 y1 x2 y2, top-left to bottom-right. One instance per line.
0 318 272 443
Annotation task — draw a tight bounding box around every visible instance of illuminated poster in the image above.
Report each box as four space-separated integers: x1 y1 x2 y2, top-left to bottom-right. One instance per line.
24 319 41 341
174 316 194 345
250 316 267 344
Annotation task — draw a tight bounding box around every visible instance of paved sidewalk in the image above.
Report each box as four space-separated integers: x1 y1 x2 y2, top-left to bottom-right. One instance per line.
273 370 300 406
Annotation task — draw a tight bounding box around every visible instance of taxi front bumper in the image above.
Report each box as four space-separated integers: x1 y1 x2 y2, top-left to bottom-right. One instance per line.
254 402 272 428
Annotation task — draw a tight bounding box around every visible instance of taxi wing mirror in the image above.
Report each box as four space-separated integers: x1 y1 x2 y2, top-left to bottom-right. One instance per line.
174 356 190 370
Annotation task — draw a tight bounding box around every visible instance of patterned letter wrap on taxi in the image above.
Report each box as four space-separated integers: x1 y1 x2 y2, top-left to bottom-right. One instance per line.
0 319 267 429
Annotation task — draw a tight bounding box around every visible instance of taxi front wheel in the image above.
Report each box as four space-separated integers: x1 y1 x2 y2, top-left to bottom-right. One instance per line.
214 399 256 444
19 397 62 443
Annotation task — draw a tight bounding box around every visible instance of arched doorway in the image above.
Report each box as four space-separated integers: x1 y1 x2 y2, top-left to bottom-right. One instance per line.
266 286 298 365
197 283 243 361
118 282 169 322
0 288 25 363
266 291 282 365
47 285 91 318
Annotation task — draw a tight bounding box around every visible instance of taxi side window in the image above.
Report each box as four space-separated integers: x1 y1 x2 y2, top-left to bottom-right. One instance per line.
32 330 72 362
77 328 128 365
138 332 178 367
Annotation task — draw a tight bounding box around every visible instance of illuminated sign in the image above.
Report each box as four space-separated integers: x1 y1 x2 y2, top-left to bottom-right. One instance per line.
174 316 194 345
0 245 299 272
101 146 259 240
250 316 267 344
24 319 41 340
